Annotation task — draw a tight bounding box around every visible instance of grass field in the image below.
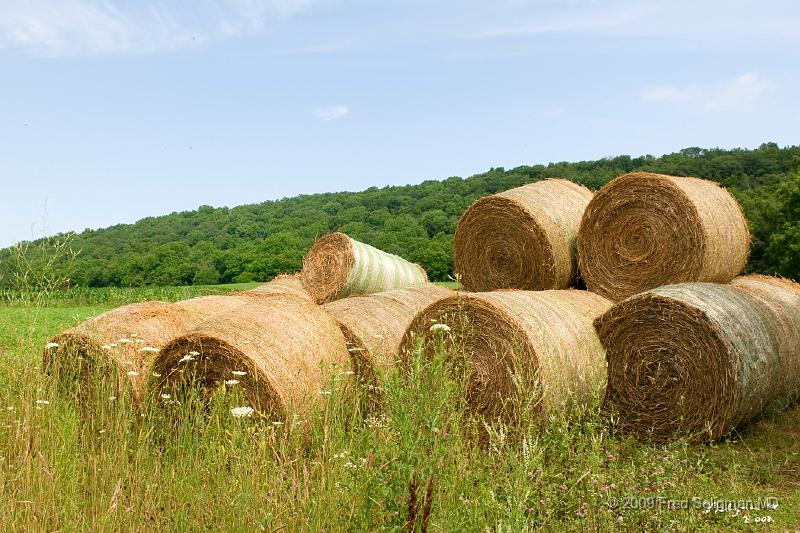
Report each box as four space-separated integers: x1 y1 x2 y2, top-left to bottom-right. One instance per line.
0 284 798 531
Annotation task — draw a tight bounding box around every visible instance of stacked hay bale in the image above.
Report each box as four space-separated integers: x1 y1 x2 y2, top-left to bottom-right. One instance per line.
454 179 593 291
399 290 611 424
597 275 800 443
322 285 453 383
151 296 350 419
301 232 428 304
577 172 750 301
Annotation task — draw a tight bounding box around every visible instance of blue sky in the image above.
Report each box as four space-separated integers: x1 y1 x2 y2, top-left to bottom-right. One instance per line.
0 0 798 246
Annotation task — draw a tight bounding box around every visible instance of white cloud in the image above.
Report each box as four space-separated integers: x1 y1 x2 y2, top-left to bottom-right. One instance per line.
642 72 776 112
474 5 647 39
0 0 314 55
315 105 349 121
543 105 566 120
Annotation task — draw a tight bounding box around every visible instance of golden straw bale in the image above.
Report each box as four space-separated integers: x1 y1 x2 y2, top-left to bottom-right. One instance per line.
578 172 750 301
454 179 593 291
399 289 611 423
322 285 453 382
244 273 312 302
151 296 350 418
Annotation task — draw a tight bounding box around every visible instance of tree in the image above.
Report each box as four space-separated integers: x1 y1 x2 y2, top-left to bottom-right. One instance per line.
766 172 800 278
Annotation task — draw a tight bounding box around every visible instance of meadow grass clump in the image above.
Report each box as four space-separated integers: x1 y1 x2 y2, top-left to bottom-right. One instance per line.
0 292 798 530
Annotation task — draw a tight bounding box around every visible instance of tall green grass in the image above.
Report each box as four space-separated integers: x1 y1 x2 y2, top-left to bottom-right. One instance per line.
0 296 797 531
0 282 259 307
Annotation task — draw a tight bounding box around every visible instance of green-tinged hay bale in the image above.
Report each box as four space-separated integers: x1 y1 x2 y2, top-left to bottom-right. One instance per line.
44 294 260 401
398 289 611 424
151 296 350 419
454 179 593 291
244 273 312 302
301 232 428 304
597 279 800 443
731 274 800 410
322 285 453 383
577 172 750 301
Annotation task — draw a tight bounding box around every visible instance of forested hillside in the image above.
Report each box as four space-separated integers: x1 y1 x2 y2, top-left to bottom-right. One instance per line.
2 142 798 288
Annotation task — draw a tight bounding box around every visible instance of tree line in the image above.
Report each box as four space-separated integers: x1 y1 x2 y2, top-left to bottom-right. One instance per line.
1 142 798 288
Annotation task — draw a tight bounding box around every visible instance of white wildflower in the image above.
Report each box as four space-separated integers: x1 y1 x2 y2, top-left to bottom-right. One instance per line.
160 393 172 400
152 372 162 378
45 342 59 350
272 421 284 426
108 396 116 401
139 347 160 353
99 429 107 434
231 406 254 418
117 338 133 344
319 390 332 396
178 354 195 363
188 351 200 356
126 371 139 377
225 380 240 386
232 370 247 376
430 323 451 333
6 407 14 411
36 400 50 405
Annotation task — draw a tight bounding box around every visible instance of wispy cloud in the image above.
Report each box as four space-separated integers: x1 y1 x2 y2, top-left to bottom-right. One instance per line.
642 72 776 112
0 0 314 56
474 5 647 39
315 105 349 121
543 105 566 120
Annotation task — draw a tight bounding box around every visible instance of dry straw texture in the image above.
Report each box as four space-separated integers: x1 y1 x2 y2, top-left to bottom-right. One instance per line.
44 293 272 400
323 285 453 383
151 296 350 419
597 277 800 443
301 232 428 304
399 289 611 423
577 172 750 301
731 275 800 413
454 179 593 291
245 273 312 302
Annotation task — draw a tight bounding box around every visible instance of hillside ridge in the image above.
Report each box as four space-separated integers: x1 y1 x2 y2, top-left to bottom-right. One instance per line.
1 143 798 287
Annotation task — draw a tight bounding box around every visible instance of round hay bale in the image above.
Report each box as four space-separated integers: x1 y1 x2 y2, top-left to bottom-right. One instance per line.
244 273 312 302
301 232 428 304
731 274 800 411
151 296 350 418
44 294 259 400
322 285 453 383
454 179 593 291
577 172 750 301
398 289 611 423
597 279 800 443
